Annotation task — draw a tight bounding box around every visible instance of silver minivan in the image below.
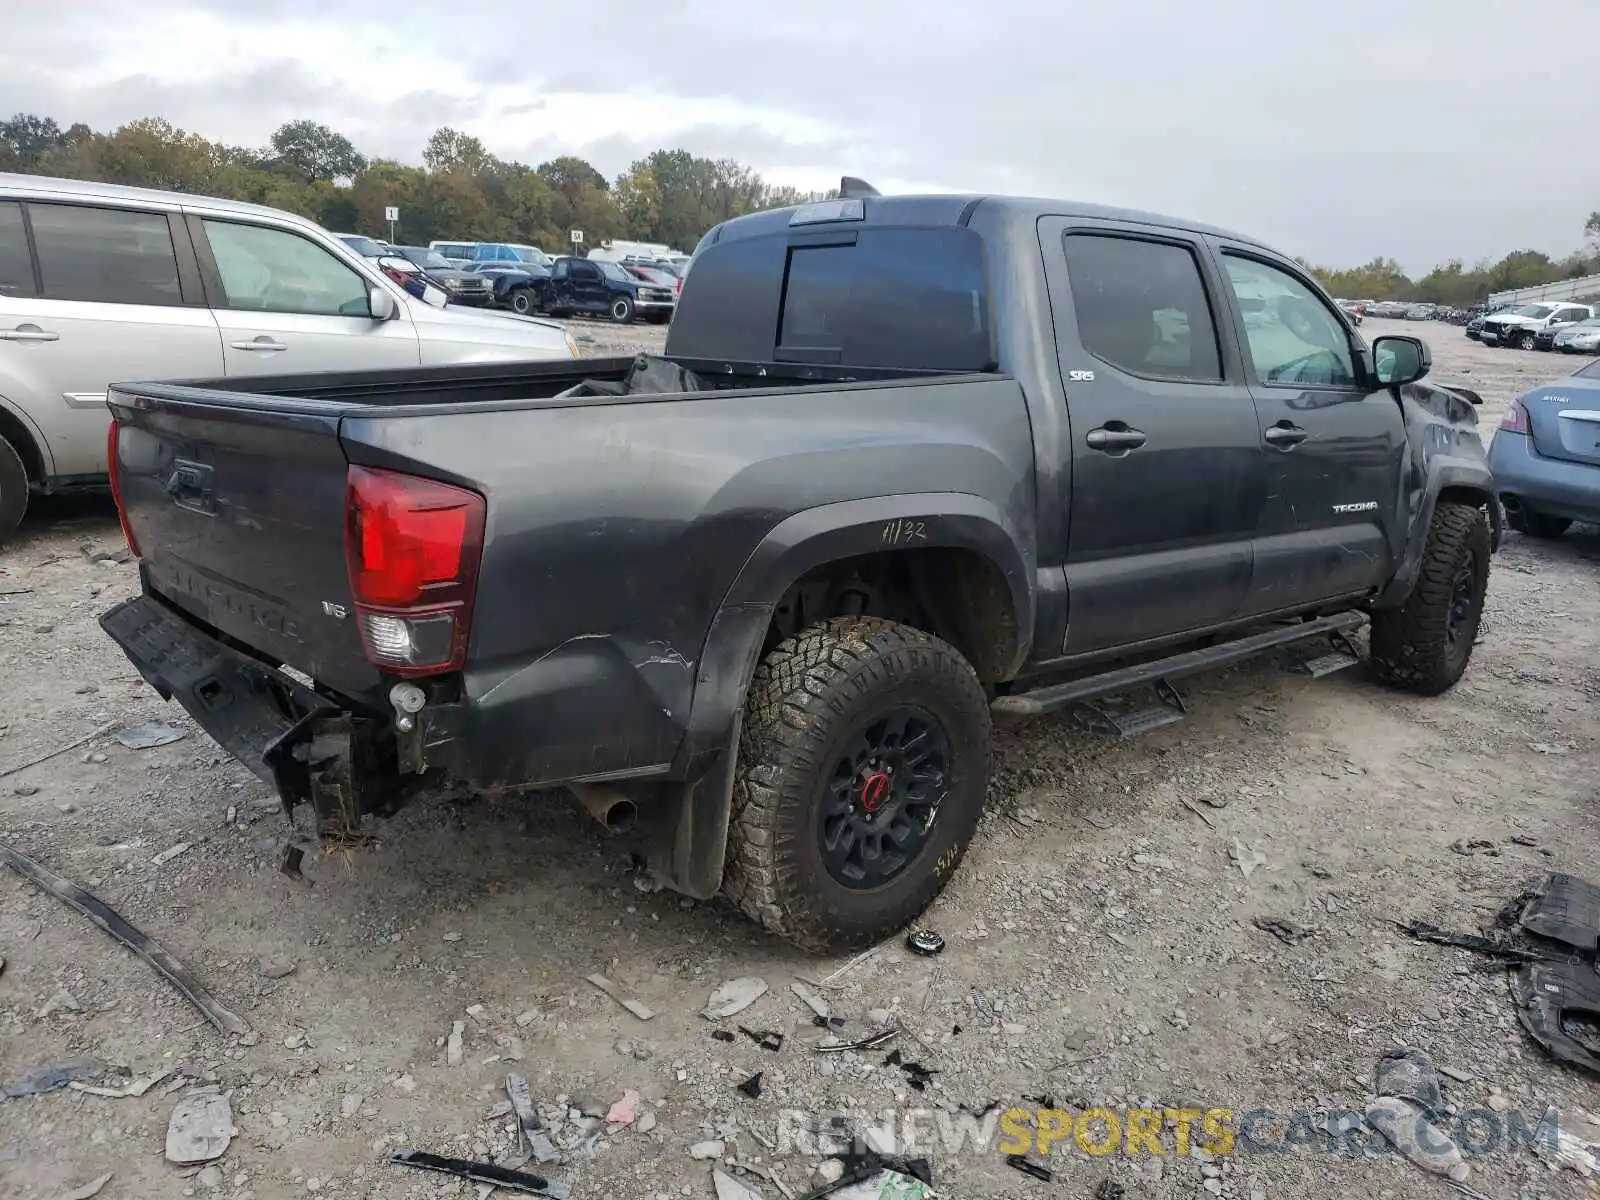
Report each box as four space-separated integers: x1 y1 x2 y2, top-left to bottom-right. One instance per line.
0 174 578 539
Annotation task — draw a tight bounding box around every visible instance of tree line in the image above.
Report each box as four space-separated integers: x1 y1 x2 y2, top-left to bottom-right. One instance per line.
3 111 1597 300
0 113 829 255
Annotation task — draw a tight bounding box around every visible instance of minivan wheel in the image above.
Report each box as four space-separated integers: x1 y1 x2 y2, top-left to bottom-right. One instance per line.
0 434 30 543
722 616 991 953
610 296 635 324
509 287 535 316
1517 331 1537 351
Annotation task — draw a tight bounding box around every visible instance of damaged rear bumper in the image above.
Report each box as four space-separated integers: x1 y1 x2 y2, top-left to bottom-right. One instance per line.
99 594 404 833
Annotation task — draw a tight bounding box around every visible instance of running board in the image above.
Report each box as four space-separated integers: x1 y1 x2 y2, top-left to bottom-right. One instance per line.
1282 630 1364 679
1070 679 1188 739
992 611 1369 718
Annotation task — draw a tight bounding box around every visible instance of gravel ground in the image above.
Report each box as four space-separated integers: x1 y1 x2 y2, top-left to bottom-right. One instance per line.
1 319 1597 1200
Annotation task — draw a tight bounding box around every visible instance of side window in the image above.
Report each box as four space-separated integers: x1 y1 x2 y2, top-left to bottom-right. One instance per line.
203 221 371 317
779 244 852 352
552 261 568 280
28 203 182 306
1061 233 1223 382
0 202 36 297
1222 254 1357 388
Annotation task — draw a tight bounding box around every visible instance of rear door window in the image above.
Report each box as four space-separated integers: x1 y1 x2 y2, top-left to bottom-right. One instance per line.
0 202 36 297
28 203 183 306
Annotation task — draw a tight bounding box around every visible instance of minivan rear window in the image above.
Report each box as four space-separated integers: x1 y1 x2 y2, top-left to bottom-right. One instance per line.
29 203 182 306
0 202 35 297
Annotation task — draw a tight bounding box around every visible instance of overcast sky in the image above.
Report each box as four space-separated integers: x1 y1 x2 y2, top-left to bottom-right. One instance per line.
4 0 1597 272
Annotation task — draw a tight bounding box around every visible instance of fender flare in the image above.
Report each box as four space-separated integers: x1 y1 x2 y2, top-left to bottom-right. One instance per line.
684 491 1033 752
0 392 57 480
1375 458 1498 608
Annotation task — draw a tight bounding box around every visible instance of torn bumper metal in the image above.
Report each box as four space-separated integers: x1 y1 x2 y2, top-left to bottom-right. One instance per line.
99 594 402 833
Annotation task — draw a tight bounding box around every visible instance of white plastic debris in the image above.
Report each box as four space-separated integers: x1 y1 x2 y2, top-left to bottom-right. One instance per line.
703 977 768 1020
115 722 186 750
165 1092 235 1164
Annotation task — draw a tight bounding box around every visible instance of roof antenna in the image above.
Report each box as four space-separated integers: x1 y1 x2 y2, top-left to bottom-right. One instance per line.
838 176 880 198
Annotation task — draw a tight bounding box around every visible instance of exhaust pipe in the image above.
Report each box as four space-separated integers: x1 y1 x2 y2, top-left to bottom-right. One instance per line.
571 784 637 835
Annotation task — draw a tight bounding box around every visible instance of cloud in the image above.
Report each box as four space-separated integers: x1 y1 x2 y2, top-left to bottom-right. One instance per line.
3 0 1598 268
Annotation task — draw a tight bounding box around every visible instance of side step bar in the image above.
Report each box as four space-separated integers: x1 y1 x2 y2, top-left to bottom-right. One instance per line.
992 611 1368 718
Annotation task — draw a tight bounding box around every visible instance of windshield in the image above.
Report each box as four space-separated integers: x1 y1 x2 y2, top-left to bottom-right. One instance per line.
511 246 551 266
1572 318 1600 329
402 248 452 270
339 235 386 258
596 261 631 282
1517 305 1554 318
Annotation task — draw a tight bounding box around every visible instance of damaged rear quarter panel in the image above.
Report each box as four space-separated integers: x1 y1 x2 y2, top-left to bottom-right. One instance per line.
338 375 1034 790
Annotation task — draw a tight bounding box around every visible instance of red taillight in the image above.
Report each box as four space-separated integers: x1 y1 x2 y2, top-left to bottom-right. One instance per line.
106 419 141 558
1499 399 1530 434
345 465 485 676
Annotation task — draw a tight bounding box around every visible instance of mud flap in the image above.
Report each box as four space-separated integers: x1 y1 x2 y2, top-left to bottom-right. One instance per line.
632 718 740 900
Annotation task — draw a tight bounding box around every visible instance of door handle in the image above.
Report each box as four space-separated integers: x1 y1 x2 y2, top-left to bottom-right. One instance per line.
0 324 60 342
230 337 286 352
1264 423 1308 449
1085 424 1148 453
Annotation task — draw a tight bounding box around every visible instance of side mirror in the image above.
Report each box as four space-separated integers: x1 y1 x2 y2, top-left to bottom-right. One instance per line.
369 287 397 321
1371 334 1430 387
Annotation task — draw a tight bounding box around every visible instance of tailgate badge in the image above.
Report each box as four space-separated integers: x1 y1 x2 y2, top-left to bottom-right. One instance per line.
321 601 348 619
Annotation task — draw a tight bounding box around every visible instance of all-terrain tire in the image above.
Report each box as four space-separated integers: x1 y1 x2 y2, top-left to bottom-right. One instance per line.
0 433 29 544
722 616 992 953
1507 508 1570 539
1369 501 1490 696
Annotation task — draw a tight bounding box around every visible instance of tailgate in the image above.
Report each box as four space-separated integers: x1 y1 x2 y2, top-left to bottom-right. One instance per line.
1525 384 1600 469
110 383 378 695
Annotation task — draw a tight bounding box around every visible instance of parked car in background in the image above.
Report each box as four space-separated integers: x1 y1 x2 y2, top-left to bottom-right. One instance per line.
1368 300 1408 318
1465 303 1517 340
0 173 576 539
335 233 391 259
1405 303 1436 320
544 255 676 323
621 262 683 301
1490 356 1600 538
391 246 496 307
1480 302 1594 350
1336 299 1364 325
1553 317 1600 354
428 241 479 267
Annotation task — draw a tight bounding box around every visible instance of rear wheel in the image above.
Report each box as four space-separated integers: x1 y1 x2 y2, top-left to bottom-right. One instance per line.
609 296 635 324
1369 501 1490 695
1507 508 1571 539
722 616 991 952
0 434 29 544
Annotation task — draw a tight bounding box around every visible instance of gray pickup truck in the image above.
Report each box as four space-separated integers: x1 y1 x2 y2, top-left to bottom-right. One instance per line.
99 181 1497 951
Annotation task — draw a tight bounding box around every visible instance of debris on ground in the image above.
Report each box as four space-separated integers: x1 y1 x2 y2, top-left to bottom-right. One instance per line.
1254 915 1316 945
254 957 296 980
1529 1107 1599 1177
904 930 944 957
704 976 769 1019
446 1019 466 1066
883 1050 936 1091
0 839 251 1036
1365 1049 1469 1183
150 841 191 867
114 721 186 750
585 972 656 1020
38 988 82 1016
1450 837 1500 857
817 1029 896 1054
390 1149 570 1198
1005 1154 1054 1181
51 1172 113 1200
735 1071 763 1099
689 1140 726 1160
605 1088 640 1125
1095 1180 1126 1200
711 1029 736 1043
791 980 832 1021
5 1057 105 1098
70 1065 175 1098
1230 841 1267 878
165 1091 235 1164
0 722 115 780
713 1167 766 1200
505 1073 561 1164
738 1025 785 1051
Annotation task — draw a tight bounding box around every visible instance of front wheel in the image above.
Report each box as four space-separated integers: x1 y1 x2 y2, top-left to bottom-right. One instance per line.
1369 501 1490 696
1516 331 1537 351
509 287 535 316
609 296 635 324
1507 509 1571 539
722 617 992 952
0 433 28 543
